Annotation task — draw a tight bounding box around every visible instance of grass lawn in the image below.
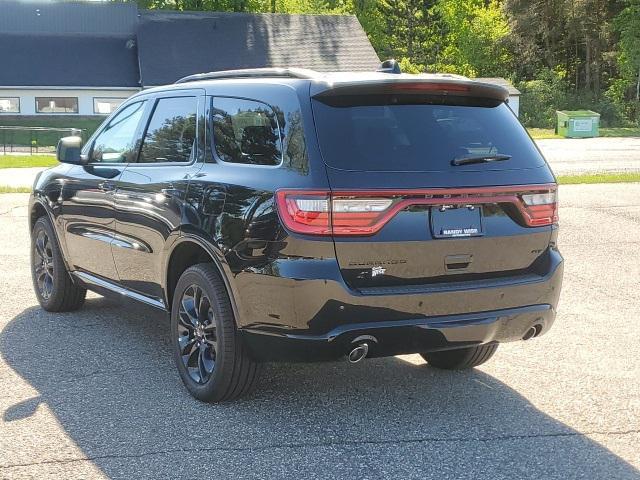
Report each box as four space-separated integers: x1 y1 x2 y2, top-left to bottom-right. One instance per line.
528 127 640 140
0 116 103 147
0 186 32 193
557 172 640 184
0 155 58 169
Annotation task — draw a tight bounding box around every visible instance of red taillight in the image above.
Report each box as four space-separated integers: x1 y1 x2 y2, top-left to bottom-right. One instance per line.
277 191 332 235
519 190 558 226
276 191 395 235
276 185 558 236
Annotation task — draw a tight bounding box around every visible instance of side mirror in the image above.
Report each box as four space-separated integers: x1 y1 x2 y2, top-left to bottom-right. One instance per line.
56 136 86 164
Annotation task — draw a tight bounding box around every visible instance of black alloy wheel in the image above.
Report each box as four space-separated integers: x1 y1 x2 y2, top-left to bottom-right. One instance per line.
33 229 55 300
177 284 218 384
171 263 260 402
30 216 86 312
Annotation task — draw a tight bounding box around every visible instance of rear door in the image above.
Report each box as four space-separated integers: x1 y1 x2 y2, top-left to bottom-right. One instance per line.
310 89 557 290
113 90 205 302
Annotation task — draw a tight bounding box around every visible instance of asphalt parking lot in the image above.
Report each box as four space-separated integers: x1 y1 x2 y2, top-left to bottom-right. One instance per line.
1 184 639 479
536 137 640 174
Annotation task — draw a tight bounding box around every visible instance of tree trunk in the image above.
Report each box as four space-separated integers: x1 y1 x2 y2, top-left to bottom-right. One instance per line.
593 37 600 97
584 34 591 92
407 4 415 61
637 64 640 102
271 0 276 13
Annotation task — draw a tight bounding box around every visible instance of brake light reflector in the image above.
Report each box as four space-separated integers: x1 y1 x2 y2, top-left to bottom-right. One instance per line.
391 82 471 93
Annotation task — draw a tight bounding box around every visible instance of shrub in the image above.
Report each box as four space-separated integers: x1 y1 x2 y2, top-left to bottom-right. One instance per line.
517 69 568 128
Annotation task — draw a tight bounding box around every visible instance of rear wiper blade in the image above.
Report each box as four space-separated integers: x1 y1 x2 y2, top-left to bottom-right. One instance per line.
451 154 512 166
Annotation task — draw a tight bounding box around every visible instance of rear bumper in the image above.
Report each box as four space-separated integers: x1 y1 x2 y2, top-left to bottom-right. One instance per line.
237 248 563 361
242 303 557 361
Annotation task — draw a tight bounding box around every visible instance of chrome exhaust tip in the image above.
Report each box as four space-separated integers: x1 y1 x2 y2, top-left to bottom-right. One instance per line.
348 343 369 363
522 324 542 341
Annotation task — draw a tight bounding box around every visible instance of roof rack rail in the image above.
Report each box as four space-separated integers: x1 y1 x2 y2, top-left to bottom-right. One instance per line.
175 67 318 84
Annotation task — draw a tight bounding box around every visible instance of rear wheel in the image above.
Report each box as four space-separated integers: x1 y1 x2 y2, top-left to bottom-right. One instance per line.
31 216 86 312
171 263 260 402
421 344 498 370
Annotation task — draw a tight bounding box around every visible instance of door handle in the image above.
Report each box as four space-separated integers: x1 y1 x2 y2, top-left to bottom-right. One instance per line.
98 180 116 192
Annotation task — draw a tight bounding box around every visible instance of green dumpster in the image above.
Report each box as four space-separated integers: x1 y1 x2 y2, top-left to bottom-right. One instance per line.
556 110 600 138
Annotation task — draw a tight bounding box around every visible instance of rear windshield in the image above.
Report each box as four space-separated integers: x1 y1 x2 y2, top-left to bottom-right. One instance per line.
312 96 545 172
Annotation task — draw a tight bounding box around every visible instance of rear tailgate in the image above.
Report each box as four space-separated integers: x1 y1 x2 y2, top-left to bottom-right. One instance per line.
308 82 557 291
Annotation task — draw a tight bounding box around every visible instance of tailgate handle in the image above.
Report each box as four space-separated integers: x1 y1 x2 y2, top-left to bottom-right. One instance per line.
445 254 473 271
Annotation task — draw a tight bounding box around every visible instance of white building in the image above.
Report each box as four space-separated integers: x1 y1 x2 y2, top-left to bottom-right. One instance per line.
475 78 521 116
0 1 380 120
0 1 140 117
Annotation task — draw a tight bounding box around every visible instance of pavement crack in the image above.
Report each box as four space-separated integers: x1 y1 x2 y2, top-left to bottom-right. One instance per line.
0 205 27 216
2 429 640 470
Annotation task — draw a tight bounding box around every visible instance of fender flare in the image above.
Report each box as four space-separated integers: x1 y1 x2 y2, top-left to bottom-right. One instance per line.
162 233 242 327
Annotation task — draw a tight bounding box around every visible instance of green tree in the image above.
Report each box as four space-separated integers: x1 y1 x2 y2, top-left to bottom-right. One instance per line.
616 0 640 102
375 0 440 67
434 0 512 77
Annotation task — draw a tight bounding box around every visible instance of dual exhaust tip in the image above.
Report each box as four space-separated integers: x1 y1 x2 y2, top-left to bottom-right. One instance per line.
347 335 377 363
348 325 543 362
522 324 543 341
348 343 369 363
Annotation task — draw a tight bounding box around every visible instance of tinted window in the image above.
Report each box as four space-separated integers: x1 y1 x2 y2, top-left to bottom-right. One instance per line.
312 99 544 172
212 97 282 166
91 101 146 163
139 96 197 163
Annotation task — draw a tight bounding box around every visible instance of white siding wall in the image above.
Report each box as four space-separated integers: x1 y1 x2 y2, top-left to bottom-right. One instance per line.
0 88 139 116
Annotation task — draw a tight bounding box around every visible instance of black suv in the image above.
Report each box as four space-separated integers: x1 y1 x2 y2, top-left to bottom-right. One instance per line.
30 67 563 402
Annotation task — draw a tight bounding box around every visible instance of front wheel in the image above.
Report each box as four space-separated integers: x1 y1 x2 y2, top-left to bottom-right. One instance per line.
420 344 498 370
171 263 260 402
31 216 86 312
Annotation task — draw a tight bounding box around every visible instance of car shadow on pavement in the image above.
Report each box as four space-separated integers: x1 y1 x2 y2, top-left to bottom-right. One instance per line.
2 297 638 479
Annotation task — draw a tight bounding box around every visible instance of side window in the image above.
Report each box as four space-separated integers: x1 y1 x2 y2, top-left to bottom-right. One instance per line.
212 97 282 166
138 96 197 163
91 101 146 163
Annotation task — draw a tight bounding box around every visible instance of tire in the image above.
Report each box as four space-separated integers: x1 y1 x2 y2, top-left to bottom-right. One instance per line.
421 343 498 370
31 216 86 312
171 263 260 402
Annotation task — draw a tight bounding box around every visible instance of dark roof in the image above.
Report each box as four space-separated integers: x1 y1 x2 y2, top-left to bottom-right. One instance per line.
137 11 380 86
0 1 137 36
0 34 139 87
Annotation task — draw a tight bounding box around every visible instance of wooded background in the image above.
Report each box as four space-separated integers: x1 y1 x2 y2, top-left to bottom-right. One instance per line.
126 0 640 129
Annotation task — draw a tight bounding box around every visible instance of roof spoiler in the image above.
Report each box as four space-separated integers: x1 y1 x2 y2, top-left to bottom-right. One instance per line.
312 77 510 102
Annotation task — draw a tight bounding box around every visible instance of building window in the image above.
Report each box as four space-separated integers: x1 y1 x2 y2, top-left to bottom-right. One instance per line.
0 97 20 113
35 97 78 114
94 98 126 115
